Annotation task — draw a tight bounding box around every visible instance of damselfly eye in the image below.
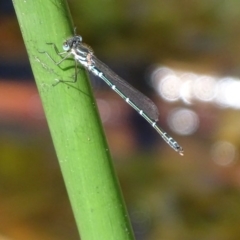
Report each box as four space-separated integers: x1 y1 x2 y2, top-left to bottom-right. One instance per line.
63 42 70 51
77 36 82 42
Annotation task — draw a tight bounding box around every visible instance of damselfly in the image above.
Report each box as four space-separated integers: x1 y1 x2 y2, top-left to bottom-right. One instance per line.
41 34 184 156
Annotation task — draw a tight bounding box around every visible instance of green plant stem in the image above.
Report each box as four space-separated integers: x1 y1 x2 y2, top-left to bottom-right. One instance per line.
12 0 135 239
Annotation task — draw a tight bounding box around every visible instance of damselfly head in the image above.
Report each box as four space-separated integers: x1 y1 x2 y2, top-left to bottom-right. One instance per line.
62 36 83 51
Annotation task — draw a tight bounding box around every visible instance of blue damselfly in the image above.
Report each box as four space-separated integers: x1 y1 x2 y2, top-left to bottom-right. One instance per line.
41 34 184 156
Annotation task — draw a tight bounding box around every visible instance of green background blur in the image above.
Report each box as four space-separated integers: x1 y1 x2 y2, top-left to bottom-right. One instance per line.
1 0 240 239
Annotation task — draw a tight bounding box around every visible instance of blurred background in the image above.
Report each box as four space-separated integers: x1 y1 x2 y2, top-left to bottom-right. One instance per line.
1 0 240 239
